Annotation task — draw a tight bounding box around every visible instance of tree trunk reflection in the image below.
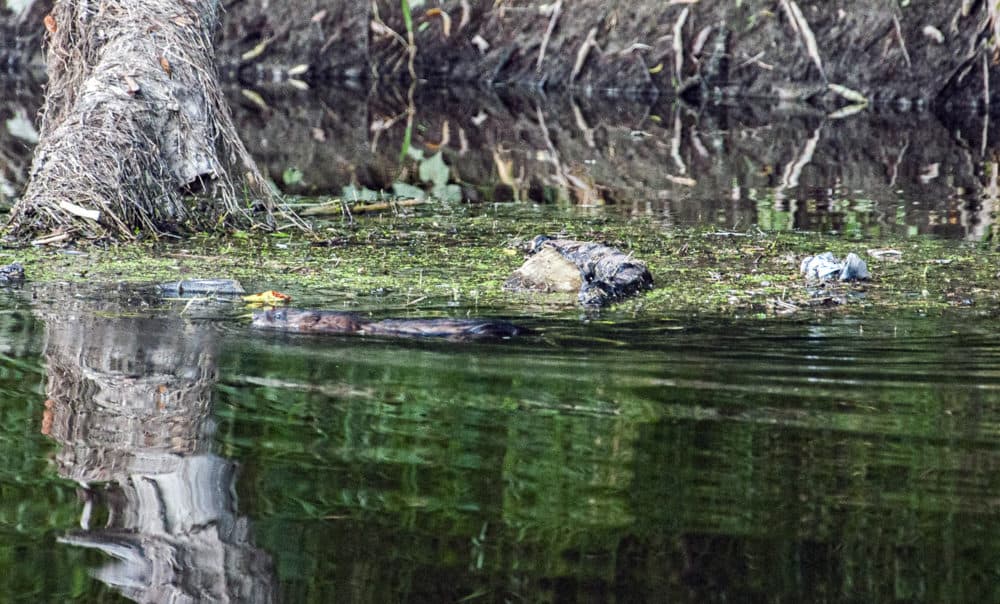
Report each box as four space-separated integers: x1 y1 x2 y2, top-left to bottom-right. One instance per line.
36 289 275 603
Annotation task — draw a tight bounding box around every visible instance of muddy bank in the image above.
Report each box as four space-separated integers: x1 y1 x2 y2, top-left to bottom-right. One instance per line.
4 1 999 107
214 1 999 108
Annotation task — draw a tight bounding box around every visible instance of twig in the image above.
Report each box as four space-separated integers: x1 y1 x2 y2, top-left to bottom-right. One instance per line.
570 27 598 82
58 200 101 221
536 0 562 72
535 104 569 188
888 138 908 187
781 125 821 189
672 7 689 82
984 48 991 109
459 0 471 29
891 13 910 69
301 199 427 217
571 100 595 148
780 0 826 81
31 232 71 246
670 109 686 175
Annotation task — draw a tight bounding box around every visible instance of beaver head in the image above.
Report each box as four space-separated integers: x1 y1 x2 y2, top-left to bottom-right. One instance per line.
252 309 366 333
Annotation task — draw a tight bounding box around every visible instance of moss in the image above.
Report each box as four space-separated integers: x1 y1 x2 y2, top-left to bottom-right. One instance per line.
7 203 1000 318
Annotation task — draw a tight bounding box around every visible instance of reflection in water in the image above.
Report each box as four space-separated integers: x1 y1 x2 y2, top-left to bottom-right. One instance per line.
35 289 275 603
230 85 1000 239
0 287 995 600
220 320 1000 602
2 74 999 238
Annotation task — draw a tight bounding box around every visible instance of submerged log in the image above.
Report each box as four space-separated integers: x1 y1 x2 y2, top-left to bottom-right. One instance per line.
7 0 275 240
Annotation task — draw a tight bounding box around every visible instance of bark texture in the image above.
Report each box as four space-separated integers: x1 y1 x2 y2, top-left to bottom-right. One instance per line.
8 0 272 239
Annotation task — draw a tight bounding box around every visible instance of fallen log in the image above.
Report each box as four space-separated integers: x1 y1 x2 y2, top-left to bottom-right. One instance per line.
7 0 276 240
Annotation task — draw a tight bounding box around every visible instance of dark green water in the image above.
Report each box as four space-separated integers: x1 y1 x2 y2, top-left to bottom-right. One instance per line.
2 293 1000 603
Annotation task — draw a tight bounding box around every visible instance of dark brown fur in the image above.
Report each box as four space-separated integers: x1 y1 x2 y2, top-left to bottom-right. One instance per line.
252 309 526 340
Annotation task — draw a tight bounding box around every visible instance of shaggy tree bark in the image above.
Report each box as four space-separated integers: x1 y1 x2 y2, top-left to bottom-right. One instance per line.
7 0 275 240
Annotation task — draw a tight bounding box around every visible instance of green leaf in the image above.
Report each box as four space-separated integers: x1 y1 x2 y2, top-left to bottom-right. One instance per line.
342 185 381 201
282 167 304 186
392 182 426 200
432 183 462 202
419 152 450 188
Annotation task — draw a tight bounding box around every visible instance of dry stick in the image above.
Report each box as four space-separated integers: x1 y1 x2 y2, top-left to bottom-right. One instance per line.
984 49 991 109
888 139 909 188
58 200 100 222
781 0 826 81
891 13 911 69
302 199 426 217
672 7 689 83
983 51 990 157
536 0 562 72
781 125 822 190
670 108 686 175
459 0 471 29
570 27 598 82
535 104 569 190
571 100 596 148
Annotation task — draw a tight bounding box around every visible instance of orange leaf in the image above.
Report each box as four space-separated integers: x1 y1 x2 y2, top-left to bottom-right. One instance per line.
424 7 452 37
43 14 57 34
159 55 172 77
242 290 292 306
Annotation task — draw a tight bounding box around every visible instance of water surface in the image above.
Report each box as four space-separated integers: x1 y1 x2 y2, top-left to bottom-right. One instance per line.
0 290 999 602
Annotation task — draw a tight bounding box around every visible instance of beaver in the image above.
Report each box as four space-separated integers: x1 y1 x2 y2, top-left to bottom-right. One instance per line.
252 309 527 340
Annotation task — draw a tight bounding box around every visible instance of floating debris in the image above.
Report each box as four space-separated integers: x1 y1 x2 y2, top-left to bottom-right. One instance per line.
0 262 25 282
505 236 654 307
158 279 246 297
868 248 903 262
800 252 871 281
243 290 292 306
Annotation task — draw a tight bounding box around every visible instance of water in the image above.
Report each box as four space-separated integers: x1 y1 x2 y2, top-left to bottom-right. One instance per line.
4 71 1000 601
0 290 996 602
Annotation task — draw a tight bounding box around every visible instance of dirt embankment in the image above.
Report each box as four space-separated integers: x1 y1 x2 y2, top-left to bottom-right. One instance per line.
5 1 998 107
221 0 999 108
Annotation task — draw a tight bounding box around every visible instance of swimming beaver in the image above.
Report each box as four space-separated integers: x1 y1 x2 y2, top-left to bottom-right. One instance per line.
252 309 527 340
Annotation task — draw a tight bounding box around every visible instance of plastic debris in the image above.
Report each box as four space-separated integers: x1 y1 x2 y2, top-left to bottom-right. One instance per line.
0 263 25 282
800 252 871 282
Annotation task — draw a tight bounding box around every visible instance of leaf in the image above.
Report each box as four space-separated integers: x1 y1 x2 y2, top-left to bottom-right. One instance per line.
392 182 426 200
419 152 450 187
342 185 381 201
828 83 868 105
342 185 380 201
5 111 38 144
242 290 292 306
282 167 304 186
431 183 462 202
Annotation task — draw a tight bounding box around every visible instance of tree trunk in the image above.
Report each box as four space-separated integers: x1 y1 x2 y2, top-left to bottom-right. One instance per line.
8 0 275 240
